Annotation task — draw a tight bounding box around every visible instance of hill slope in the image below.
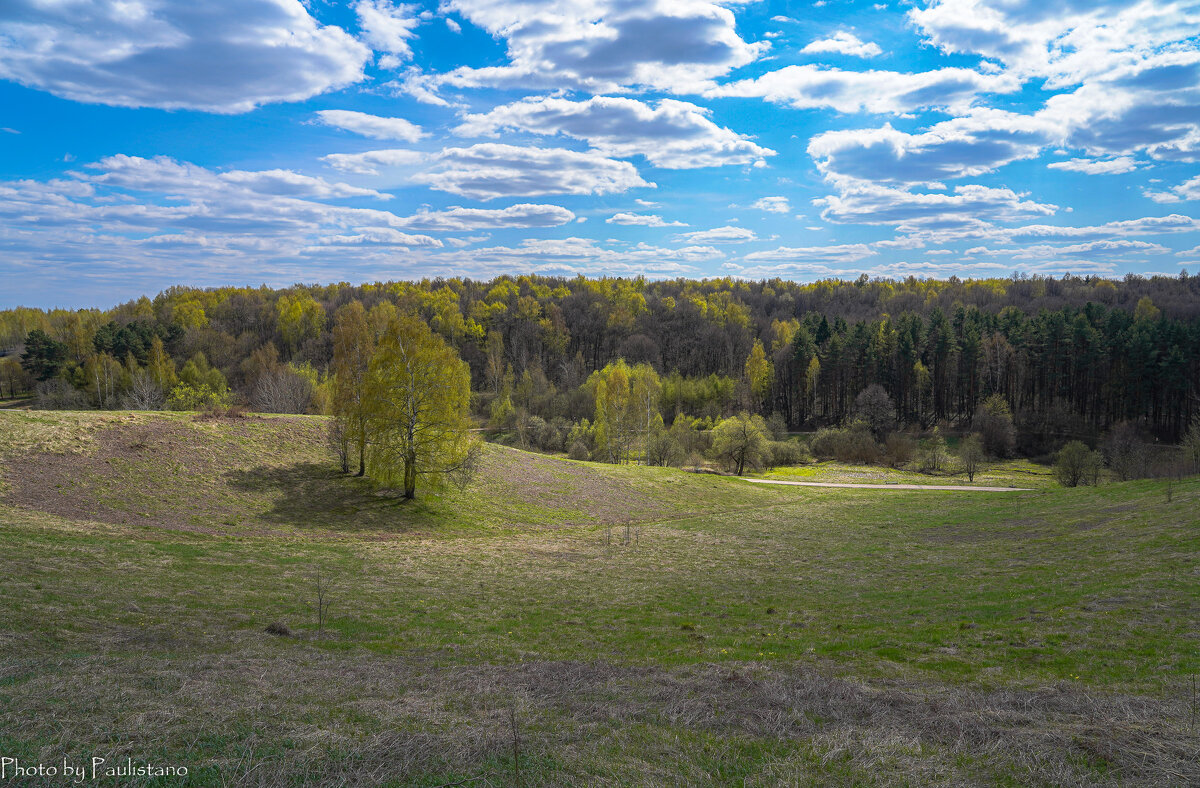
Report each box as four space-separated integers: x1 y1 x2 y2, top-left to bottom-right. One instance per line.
1 411 1197 786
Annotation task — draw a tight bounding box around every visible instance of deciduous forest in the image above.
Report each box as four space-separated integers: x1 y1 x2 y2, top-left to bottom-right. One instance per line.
3 274 1199 462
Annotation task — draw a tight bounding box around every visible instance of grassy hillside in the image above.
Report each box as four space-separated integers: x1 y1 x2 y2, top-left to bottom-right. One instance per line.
1 411 1197 786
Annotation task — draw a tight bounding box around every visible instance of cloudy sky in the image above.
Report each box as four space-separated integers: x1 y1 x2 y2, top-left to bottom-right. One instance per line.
2 0 1199 308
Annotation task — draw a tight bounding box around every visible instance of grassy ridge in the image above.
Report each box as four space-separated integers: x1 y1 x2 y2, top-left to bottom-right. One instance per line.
1 411 1197 785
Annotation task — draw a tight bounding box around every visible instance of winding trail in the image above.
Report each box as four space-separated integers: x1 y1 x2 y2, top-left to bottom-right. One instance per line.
740 478 1032 492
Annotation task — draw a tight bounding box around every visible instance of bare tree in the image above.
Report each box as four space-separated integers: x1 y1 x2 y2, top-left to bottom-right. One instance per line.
122 371 164 410
311 568 335 640
252 366 314 413
959 434 986 482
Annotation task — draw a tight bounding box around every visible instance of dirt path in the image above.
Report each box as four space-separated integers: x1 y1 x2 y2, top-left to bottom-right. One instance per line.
741 478 1032 492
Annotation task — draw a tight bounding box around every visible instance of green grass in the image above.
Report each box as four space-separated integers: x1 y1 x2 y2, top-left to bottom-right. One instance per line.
753 458 1058 488
1 411 1197 786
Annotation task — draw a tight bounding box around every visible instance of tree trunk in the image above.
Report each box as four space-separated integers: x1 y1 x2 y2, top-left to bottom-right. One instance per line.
403 450 417 499
356 437 366 477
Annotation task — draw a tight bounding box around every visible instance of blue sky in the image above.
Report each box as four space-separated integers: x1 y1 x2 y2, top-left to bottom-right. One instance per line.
1 0 1199 308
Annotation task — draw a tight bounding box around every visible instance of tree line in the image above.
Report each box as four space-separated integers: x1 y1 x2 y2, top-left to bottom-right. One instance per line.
4 274 1199 465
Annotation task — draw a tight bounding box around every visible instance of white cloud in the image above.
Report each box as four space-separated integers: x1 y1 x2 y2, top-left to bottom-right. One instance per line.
802 32 882 58
315 110 424 142
321 149 426 175
455 96 773 169
679 226 758 243
354 0 419 63
1143 175 1200 204
398 204 576 231
707 64 1018 114
411 144 654 200
743 243 876 264
1047 156 1140 175
606 213 687 227
315 228 442 247
808 111 1058 184
219 169 391 200
909 0 1200 89
751 196 790 213
431 0 767 95
0 0 369 113
445 17 462 33
815 177 1058 226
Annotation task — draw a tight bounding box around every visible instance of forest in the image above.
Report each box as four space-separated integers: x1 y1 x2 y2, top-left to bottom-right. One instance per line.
3 273 1199 469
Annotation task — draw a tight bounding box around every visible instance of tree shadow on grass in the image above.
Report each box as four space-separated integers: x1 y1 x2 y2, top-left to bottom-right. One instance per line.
223 462 442 535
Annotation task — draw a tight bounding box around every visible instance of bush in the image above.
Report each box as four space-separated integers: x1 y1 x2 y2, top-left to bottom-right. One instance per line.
766 412 788 440
1102 421 1149 481
884 432 916 467
920 427 948 473
767 439 811 467
646 428 684 467
811 422 880 464
975 394 1015 457
1054 440 1103 487
567 440 590 461
35 378 89 410
166 382 230 411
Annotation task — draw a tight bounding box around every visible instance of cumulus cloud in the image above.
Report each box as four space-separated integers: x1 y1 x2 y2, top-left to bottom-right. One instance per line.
909 0 1200 88
315 110 424 142
455 96 774 169
430 0 767 95
802 32 882 58
808 111 1058 184
815 177 1058 226
1047 156 1140 175
321 149 427 175
399 204 576 231
707 64 1017 114
411 144 653 200
1143 175 1200 204
606 213 687 227
679 226 758 243
743 243 876 264
354 0 419 65
751 196 790 213
0 0 369 112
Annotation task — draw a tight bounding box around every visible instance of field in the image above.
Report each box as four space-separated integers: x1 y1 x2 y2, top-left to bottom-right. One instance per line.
1 410 1197 786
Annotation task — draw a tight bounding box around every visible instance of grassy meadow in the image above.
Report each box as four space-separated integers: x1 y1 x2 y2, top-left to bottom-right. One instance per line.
0 410 1197 786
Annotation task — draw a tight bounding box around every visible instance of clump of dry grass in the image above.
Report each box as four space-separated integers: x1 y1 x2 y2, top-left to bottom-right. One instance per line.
3 647 1196 786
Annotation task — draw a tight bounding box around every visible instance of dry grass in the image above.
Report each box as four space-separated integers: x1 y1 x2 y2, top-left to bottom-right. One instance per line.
2 646 1196 786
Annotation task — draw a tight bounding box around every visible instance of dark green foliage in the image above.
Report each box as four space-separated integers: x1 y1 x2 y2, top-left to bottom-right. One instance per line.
20 329 67 381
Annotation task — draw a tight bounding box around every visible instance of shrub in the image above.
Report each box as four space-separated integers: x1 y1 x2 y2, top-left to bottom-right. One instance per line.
811 421 880 463
35 378 89 410
646 428 684 467
1102 421 1149 481
1054 440 1102 487
920 427 948 473
975 394 1016 457
166 382 230 412
884 432 916 467
959 433 986 481
767 439 811 467
567 440 590 461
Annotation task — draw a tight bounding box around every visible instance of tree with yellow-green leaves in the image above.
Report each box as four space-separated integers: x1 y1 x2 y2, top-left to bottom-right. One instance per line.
744 338 772 413
589 359 660 464
276 292 325 355
364 313 477 499
331 302 375 476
